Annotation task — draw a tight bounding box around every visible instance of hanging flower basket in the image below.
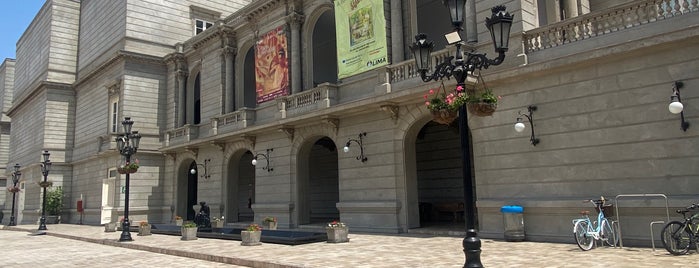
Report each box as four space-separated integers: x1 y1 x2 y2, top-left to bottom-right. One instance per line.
117 159 140 174
467 102 497 117
7 186 20 193
431 109 458 125
117 167 138 174
38 181 53 188
465 72 500 117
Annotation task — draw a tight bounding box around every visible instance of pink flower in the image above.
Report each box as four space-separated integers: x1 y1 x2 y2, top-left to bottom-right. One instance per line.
425 101 430 106
424 94 428 100
456 85 464 92
429 89 434 94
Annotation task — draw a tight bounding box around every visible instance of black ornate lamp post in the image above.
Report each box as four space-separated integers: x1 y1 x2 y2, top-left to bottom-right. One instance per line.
8 163 21 226
411 2 513 267
38 150 52 231
115 117 141 242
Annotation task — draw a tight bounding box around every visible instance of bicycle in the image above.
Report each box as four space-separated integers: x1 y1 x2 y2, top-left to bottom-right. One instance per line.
572 197 617 251
660 203 699 255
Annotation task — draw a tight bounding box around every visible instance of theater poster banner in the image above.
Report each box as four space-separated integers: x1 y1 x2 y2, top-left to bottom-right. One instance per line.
256 26 289 104
334 0 388 79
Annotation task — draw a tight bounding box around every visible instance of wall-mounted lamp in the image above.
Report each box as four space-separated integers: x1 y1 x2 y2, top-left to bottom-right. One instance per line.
190 159 211 179
514 105 540 146
344 132 367 162
252 149 273 172
669 81 689 132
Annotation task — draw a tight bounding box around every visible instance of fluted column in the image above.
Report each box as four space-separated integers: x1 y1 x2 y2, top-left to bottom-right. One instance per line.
288 12 304 94
390 0 404 62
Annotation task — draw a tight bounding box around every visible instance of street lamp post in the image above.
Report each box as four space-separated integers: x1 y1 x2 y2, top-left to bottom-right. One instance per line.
411 2 513 267
38 150 52 231
8 163 21 226
115 117 141 242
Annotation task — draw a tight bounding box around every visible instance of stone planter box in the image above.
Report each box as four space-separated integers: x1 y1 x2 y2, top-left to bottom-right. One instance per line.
104 222 117 232
181 227 198 241
212 220 224 228
263 221 277 230
326 227 349 243
241 231 262 246
138 225 152 236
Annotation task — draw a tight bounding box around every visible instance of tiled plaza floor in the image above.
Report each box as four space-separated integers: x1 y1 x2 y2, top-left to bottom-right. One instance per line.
2 224 697 267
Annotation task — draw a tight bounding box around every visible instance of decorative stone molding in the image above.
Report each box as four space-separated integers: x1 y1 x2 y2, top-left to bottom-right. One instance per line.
286 11 305 28
241 134 256 148
210 141 225 152
184 147 198 158
278 126 295 141
321 116 339 135
380 103 399 122
106 78 122 96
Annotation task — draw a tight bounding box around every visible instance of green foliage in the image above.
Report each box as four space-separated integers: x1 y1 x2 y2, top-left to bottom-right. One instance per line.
46 186 63 216
182 222 197 228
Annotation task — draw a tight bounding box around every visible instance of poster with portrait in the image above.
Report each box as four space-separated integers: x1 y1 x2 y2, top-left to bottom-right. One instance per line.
334 0 388 79
255 26 289 104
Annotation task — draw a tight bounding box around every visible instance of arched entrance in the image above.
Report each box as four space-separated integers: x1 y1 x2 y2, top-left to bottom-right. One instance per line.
297 137 340 225
176 160 199 220
226 150 255 222
407 120 471 229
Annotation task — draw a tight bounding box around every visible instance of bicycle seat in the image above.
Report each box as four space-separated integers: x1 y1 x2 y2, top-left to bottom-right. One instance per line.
580 210 590 215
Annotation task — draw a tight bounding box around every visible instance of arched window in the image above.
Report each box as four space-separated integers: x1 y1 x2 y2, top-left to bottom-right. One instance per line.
312 11 338 87
193 73 201 124
243 47 256 108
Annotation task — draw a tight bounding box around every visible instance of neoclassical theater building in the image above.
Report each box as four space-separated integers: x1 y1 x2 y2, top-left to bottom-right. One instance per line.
1 0 697 246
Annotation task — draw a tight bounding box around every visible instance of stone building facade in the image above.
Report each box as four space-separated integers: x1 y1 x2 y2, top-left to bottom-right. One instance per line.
2 0 698 246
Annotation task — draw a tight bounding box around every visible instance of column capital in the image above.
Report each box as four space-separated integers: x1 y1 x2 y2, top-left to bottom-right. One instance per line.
286 12 305 28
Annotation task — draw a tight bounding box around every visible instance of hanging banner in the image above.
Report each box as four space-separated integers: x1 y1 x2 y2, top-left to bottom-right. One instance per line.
334 0 388 79
255 26 289 104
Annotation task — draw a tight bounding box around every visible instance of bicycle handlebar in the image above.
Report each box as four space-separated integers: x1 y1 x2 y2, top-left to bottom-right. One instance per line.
674 203 698 214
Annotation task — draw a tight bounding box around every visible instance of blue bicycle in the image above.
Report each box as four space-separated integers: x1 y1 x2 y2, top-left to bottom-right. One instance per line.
573 197 617 250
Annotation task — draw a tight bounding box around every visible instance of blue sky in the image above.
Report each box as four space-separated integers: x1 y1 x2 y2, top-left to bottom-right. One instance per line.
1 1 45 60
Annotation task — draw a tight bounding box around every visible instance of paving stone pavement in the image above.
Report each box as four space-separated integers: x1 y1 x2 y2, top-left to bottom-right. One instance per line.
2 224 698 267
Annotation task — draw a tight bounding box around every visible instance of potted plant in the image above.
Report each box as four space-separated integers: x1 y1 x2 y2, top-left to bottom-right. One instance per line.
117 159 139 174
212 216 225 228
138 220 151 236
262 216 277 230
326 220 349 243
181 222 198 240
174 215 183 226
241 223 262 246
6 186 20 193
423 82 468 125
45 186 63 224
465 73 500 117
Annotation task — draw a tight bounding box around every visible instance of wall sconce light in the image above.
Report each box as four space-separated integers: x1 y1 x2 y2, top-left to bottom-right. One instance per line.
344 132 367 162
669 81 689 132
190 159 211 179
514 105 540 146
252 148 273 172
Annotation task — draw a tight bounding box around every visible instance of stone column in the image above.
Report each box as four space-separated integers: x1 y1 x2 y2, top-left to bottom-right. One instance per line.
223 46 236 113
288 12 304 94
177 68 187 126
465 0 477 44
390 0 404 62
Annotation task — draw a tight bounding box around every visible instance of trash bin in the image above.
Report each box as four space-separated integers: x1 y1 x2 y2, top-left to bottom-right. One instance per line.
501 205 525 241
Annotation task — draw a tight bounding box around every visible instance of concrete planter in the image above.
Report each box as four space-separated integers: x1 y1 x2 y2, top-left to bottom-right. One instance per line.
138 224 152 236
181 226 198 240
241 231 262 246
326 227 349 243
175 219 183 226
212 220 224 228
263 221 277 230
104 222 117 232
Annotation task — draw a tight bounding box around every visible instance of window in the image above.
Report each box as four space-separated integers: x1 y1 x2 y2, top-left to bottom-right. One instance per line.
195 19 213 35
0 179 6 187
109 97 120 133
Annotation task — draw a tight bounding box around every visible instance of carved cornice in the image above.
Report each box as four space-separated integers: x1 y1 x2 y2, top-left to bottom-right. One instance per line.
74 50 166 88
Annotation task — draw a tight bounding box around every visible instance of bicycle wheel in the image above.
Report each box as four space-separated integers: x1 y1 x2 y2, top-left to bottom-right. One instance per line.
600 219 616 247
574 220 594 251
660 221 691 255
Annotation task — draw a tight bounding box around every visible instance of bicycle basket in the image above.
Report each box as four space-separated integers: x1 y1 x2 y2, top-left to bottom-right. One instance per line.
595 204 615 218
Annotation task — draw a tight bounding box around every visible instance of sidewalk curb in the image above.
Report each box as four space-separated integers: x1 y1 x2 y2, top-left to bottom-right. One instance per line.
2 225 300 268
